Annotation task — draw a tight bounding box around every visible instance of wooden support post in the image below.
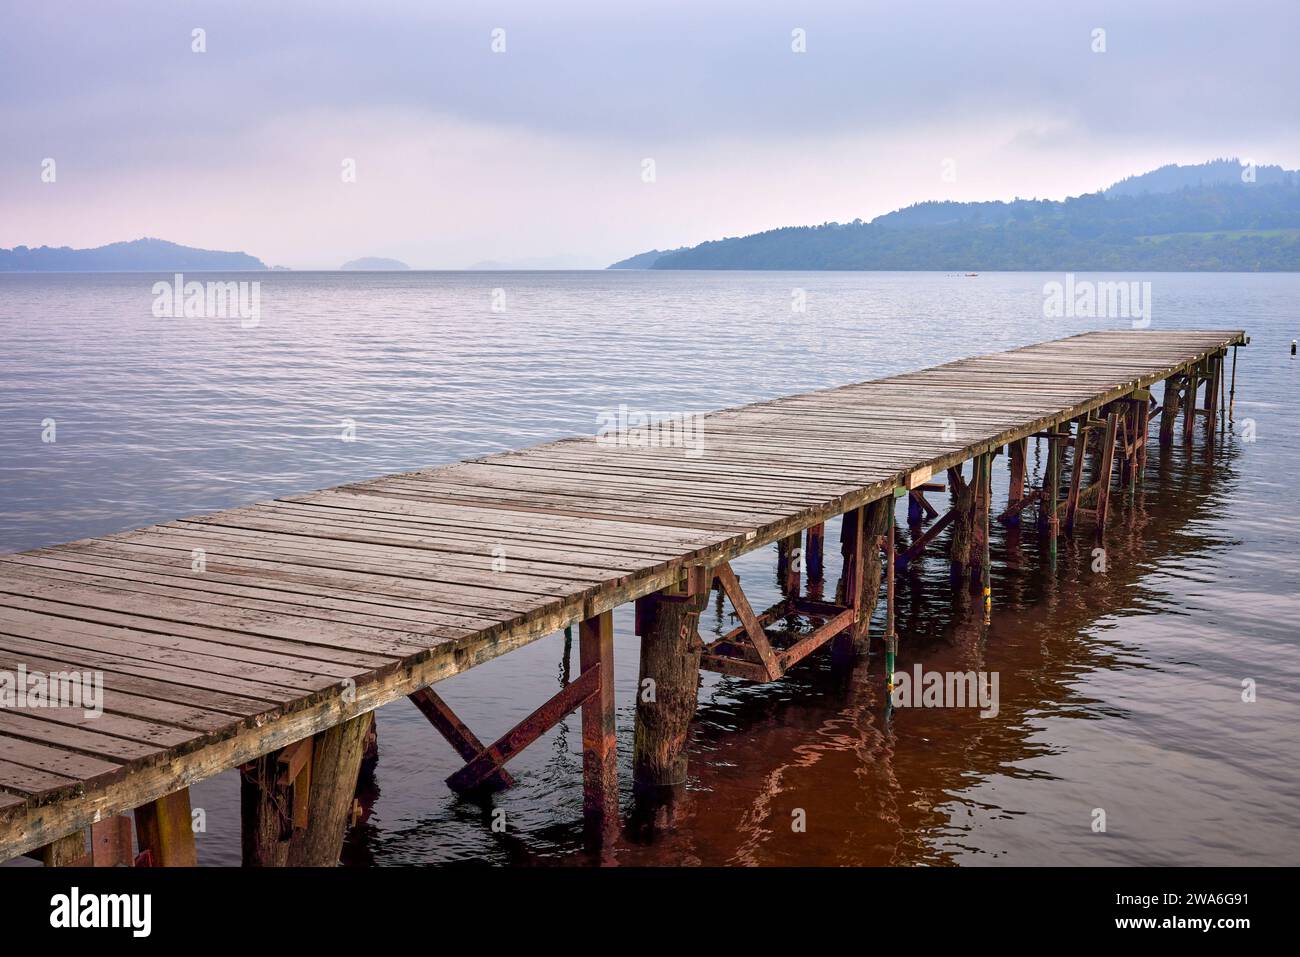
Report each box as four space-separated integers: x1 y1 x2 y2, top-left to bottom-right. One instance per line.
850 498 890 656
1228 346 1238 420
1065 418 1087 532
1159 376 1181 446
979 455 992 620
39 829 87 867
832 506 863 665
1038 435 1055 533
241 752 291 866
970 452 992 589
777 532 801 597
835 507 862 608
1219 351 1228 429
633 585 709 793
832 496 894 660
580 610 618 842
1005 437 1027 526
907 489 924 526
1136 398 1151 478
135 787 197 867
947 464 974 577
884 494 898 694
357 711 378 786
91 816 135 867
1205 352 1222 448
1046 432 1061 565
1183 369 1199 443
1094 412 1120 532
1116 405 1132 488
805 522 825 584
286 714 371 866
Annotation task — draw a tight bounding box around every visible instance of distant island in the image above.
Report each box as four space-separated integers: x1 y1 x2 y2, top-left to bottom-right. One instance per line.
340 257 410 270
0 237 266 272
609 159 1300 271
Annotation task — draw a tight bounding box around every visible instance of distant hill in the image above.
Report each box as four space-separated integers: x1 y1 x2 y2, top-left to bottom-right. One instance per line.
0 238 266 271
340 257 410 270
1104 158 1296 196
613 159 1300 272
608 247 689 269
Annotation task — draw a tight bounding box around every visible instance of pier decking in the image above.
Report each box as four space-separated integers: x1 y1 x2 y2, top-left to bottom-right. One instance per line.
0 329 1245 864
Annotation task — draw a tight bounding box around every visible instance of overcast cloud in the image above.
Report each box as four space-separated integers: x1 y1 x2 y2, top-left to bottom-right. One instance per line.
2 0 1296 267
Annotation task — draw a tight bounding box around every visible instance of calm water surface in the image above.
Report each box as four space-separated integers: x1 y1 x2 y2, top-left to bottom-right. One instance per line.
1 271 1297 866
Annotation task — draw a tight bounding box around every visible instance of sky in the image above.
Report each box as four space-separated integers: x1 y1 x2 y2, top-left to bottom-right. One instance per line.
2 0 1297 269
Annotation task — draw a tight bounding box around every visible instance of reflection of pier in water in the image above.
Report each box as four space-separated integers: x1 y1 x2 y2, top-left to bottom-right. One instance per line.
601 432 1242 866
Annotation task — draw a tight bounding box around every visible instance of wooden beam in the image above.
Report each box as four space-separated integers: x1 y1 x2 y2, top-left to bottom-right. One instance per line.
39 829 88 867
715 562 782 680
90 815 134 867
1065 418 1087 532
447 664 600 793
1094 412 1121 531
898 504 956 568
135 787 197 867
775 608 855 672
277 736 313 787
409 687 514 790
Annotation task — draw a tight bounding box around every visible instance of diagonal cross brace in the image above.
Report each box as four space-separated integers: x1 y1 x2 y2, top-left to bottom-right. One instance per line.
409 687 516 791
713 561 783 680
443 663 602 794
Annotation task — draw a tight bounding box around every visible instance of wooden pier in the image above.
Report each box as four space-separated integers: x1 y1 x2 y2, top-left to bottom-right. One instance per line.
0 329 1245 865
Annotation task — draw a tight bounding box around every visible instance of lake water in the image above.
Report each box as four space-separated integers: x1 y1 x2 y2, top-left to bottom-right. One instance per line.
1 270 1297 866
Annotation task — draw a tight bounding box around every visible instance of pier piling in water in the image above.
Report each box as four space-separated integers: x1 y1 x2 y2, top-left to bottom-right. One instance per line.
633 575 710 794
